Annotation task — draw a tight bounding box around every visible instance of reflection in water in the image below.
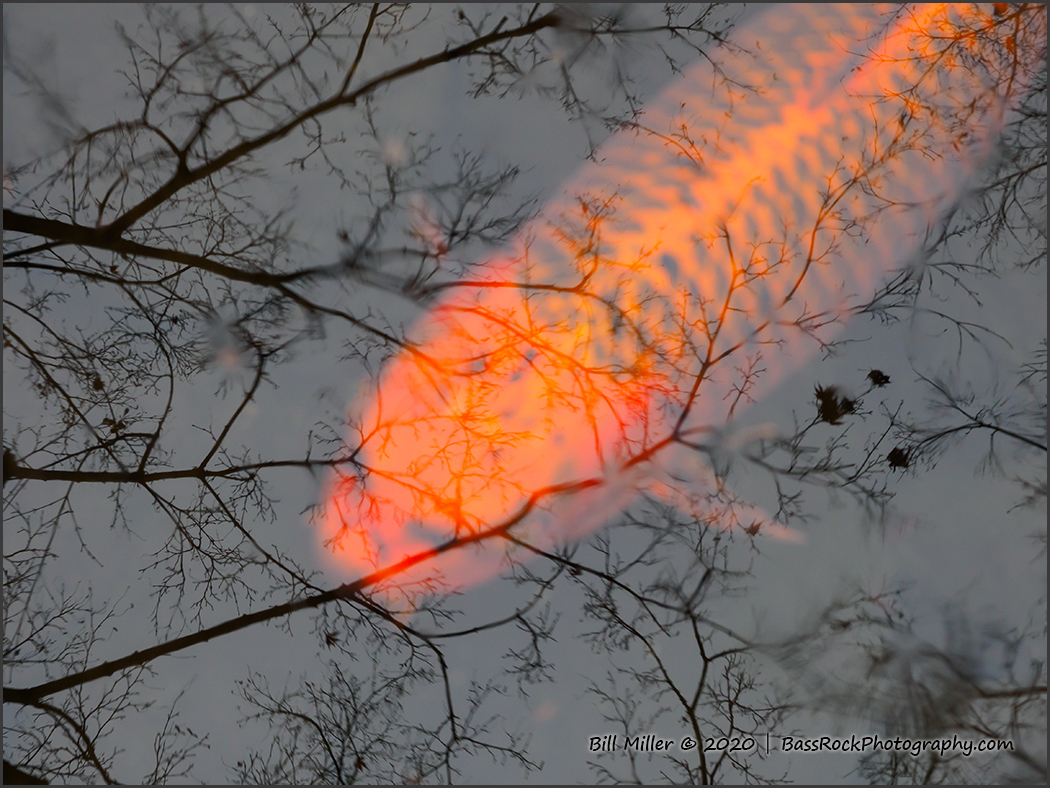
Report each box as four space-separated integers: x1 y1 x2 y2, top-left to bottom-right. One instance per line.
319 4 1046 592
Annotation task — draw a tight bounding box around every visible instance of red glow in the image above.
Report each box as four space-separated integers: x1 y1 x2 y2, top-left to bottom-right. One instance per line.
319 4 1046 592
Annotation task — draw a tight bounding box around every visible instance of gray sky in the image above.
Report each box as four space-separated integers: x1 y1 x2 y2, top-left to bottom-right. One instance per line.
3 3 1046 784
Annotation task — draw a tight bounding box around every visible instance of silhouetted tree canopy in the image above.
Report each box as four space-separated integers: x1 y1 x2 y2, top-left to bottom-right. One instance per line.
4 3 1046 784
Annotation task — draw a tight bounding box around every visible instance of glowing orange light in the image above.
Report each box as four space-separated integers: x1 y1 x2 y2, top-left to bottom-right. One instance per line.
319 4 1046 592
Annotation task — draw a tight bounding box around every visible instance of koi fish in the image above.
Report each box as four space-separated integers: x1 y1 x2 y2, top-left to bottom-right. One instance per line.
319 3 1046 591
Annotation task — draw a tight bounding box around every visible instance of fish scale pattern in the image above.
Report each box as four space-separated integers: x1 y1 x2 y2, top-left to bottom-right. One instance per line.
319 3 1046 588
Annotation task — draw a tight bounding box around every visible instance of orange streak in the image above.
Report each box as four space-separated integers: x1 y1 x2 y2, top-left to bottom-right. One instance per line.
319 4 1046 592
